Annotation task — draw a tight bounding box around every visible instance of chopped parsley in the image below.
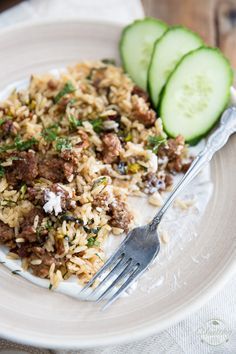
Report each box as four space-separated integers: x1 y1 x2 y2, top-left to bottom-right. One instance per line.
55 137 72 152
14 136 38 151
12 269 21 275
0 166 4 177
102 58 116 65
1 199 17 206
0 116 12 126
68 98 77 105
68 115 82 129
54 81 76 103
91 118 103 133
87 236 100 247
146 135 166 154
92 176 107 189
42 124 59 142
19 184 27 199
0 136 37 152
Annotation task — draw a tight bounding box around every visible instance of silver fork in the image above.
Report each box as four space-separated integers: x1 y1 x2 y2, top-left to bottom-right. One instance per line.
81 107 236 309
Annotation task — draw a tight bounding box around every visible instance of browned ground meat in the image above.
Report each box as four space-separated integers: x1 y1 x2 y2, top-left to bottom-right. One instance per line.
1 120 17 136
131 85 149 102
102 133 123 164
92 67 107 88
132 99 156 127
141 172 165 194
92 191 110 209
158 135 186 173
0 220 14 246
38 156 74 183
77 130 90 149
55 238 65 256
19 207 46 243
47 79 58 90
29 246 62 278
108 200 133 232
5 151 38 186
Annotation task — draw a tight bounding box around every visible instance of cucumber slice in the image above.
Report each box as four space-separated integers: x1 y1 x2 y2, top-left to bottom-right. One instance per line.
160 47 233 142
120 18 168 90
148 26 203 108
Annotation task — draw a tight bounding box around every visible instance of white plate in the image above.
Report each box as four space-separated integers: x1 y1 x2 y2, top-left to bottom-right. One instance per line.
0 20 235 349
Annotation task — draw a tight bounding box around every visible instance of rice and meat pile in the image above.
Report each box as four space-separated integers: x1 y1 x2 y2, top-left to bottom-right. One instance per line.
0 60 189 287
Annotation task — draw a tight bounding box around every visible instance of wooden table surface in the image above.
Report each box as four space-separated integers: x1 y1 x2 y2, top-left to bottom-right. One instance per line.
0 0 235 68
142 0 236 68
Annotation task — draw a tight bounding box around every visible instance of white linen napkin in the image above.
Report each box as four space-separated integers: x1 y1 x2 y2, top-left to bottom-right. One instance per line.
0 1 235 354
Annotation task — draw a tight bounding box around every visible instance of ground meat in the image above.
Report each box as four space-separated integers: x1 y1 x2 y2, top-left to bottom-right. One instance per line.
47 79 58 90
164 174 173 188
108 200 133 232
92 191 110 209
55 239 65 256
38 156 74 183
92 67 107 88
17 243 32 258
102 133 123 164
60 150 78 164
27 187 39 202
131 85 149 102
57 97 71 112
5 151 38 186
0 220 14 246
1 120 17 136
158 135 186 173
76 130 90 149
132 97 156 127
141 172 166 194
29 246 62 278
19 207 46 243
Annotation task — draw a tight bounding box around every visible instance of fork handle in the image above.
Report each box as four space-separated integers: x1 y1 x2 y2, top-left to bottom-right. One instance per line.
149 107 236 230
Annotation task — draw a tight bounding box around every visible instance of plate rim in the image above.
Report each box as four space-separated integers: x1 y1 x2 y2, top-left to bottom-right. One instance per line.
0 18 235 349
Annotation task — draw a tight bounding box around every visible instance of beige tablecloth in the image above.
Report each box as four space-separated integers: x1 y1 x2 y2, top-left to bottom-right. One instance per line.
0 1 235 353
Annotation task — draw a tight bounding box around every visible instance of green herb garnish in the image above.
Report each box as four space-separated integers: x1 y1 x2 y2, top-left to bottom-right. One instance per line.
54 81 76 103
68 98 77 105
49 283 53 290
19 184 27 199
92 176 107 189
42 124 59 142
0 136 37 152
95 253 103 261
124 132 132 142
0 116 12 126
14 136 38 151
68 115 82 129
0 166 4 177
102 58 116 65
55 137 72 152
91 118 103 133
87 236 100 247
1 199 17 206
12 269 21 275
45 219 53 230
147 135 166 154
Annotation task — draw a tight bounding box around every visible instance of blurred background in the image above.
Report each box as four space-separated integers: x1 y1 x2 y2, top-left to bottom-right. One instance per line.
0 0 236 68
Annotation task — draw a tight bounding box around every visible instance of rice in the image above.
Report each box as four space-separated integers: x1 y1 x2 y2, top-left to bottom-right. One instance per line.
0 60 188 288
